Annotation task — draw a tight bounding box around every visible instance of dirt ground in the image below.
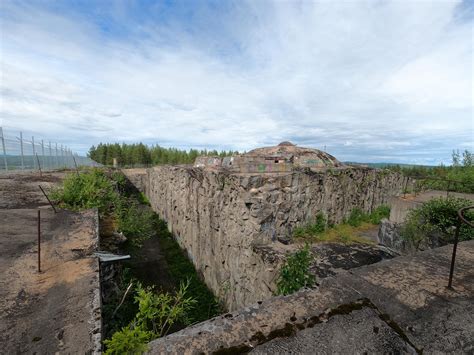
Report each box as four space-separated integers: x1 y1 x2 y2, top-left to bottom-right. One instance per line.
0 171 101 353
0 171 65 209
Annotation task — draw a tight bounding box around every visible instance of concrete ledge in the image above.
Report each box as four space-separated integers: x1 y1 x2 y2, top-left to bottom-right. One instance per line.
148 241 474 354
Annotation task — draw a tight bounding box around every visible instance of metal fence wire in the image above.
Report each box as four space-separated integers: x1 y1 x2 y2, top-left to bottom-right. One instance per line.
0 127 100 172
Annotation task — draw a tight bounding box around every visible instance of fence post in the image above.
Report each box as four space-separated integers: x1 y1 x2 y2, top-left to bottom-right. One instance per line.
41 140 45 170
49 141 52 170
20 131 24 170
55 143 59 168
0 127 8 171
61 144 64 168
32 136 36 170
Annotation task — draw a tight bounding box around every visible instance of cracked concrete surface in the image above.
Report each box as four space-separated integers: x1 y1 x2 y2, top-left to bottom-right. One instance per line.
147 241 474 354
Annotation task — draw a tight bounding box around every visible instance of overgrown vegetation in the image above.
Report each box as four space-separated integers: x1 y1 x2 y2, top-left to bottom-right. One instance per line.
157 218 223 321
293 206 390 243
276 244 315 296
88 142 238 167
401 197 474 250
51 168 118 214
51 168 223 352
51 168 154 248
104 281 196 354
388 149 474 193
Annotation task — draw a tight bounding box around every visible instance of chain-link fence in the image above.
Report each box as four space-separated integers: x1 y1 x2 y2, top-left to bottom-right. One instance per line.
0 127 100 172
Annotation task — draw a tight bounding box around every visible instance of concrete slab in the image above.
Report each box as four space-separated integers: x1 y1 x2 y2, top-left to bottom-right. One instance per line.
251 308 417 354
147 241 474 354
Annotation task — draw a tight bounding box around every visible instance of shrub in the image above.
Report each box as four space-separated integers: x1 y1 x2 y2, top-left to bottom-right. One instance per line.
346 206 390 227
346 208 366 227
293 212 327 238
368 205 391 224
401 197 474 250
103 326 151 355
51 168 118 214
115 199 157 248
104 281 196 354
276 244 315 296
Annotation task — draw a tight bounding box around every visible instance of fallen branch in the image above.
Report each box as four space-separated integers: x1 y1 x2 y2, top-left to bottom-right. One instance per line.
112 282 134 318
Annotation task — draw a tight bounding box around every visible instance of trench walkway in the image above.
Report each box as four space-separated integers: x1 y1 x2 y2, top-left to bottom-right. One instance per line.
148 240 474 354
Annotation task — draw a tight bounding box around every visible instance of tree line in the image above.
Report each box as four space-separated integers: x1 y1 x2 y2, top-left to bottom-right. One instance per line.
88 143 237 167
387 149 473 193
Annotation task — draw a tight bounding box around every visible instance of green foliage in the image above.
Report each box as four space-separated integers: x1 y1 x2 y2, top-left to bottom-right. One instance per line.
401 197 474 250
368 205 391 224
137 192 151 206
134 281 196 337
293 206 390 244
346 205 390 227
157 219 223 321
88 142 238 167
346 208 366 227
104 281 195 354
50 168 119 214
385 149 474 193
52 170 156 248
103 326 151 355
102 267 138 340
115 199 158 248
276 244 315 296
293 212 327 238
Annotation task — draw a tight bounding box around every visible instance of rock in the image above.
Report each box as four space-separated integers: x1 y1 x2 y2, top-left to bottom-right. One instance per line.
123 166 407 311
277 236 290 245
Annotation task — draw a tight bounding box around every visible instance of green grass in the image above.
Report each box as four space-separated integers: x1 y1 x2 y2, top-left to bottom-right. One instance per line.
157 219 223 322
294 206 390 244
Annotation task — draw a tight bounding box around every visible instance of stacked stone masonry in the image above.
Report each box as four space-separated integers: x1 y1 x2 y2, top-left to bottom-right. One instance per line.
124 165 408 311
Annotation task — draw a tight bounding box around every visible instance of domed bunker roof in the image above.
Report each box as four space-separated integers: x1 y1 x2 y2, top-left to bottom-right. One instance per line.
243 141 343 169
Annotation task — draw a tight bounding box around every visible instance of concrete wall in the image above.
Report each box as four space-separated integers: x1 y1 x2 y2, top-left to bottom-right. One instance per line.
124 166 408 310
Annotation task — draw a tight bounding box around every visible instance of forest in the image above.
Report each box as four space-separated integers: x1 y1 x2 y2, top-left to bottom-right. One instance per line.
88 143 236 167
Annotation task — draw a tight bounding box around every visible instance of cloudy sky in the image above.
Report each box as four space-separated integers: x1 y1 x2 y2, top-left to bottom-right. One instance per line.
0 0 472 164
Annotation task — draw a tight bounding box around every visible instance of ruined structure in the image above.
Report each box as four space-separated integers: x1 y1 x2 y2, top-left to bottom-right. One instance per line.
194 141 344 173
124 142 409 310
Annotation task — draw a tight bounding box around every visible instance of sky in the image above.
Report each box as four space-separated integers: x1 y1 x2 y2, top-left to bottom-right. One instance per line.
0 0 473 164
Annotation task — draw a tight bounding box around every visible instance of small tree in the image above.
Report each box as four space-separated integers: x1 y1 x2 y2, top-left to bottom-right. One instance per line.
462 149 473 167
104 281 196 354
452 149 461 167
276 244 315 296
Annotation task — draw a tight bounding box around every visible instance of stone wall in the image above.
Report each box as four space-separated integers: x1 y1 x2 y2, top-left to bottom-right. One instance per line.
123 166 408 310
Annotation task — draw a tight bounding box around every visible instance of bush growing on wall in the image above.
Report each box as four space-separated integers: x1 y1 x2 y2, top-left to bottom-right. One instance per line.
276 244 315 296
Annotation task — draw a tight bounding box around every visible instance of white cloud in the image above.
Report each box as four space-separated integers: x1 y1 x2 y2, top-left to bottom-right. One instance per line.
0 0 472 163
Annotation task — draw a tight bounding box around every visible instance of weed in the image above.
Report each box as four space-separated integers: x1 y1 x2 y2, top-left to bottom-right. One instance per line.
276 244 315 296
104 281 196 354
